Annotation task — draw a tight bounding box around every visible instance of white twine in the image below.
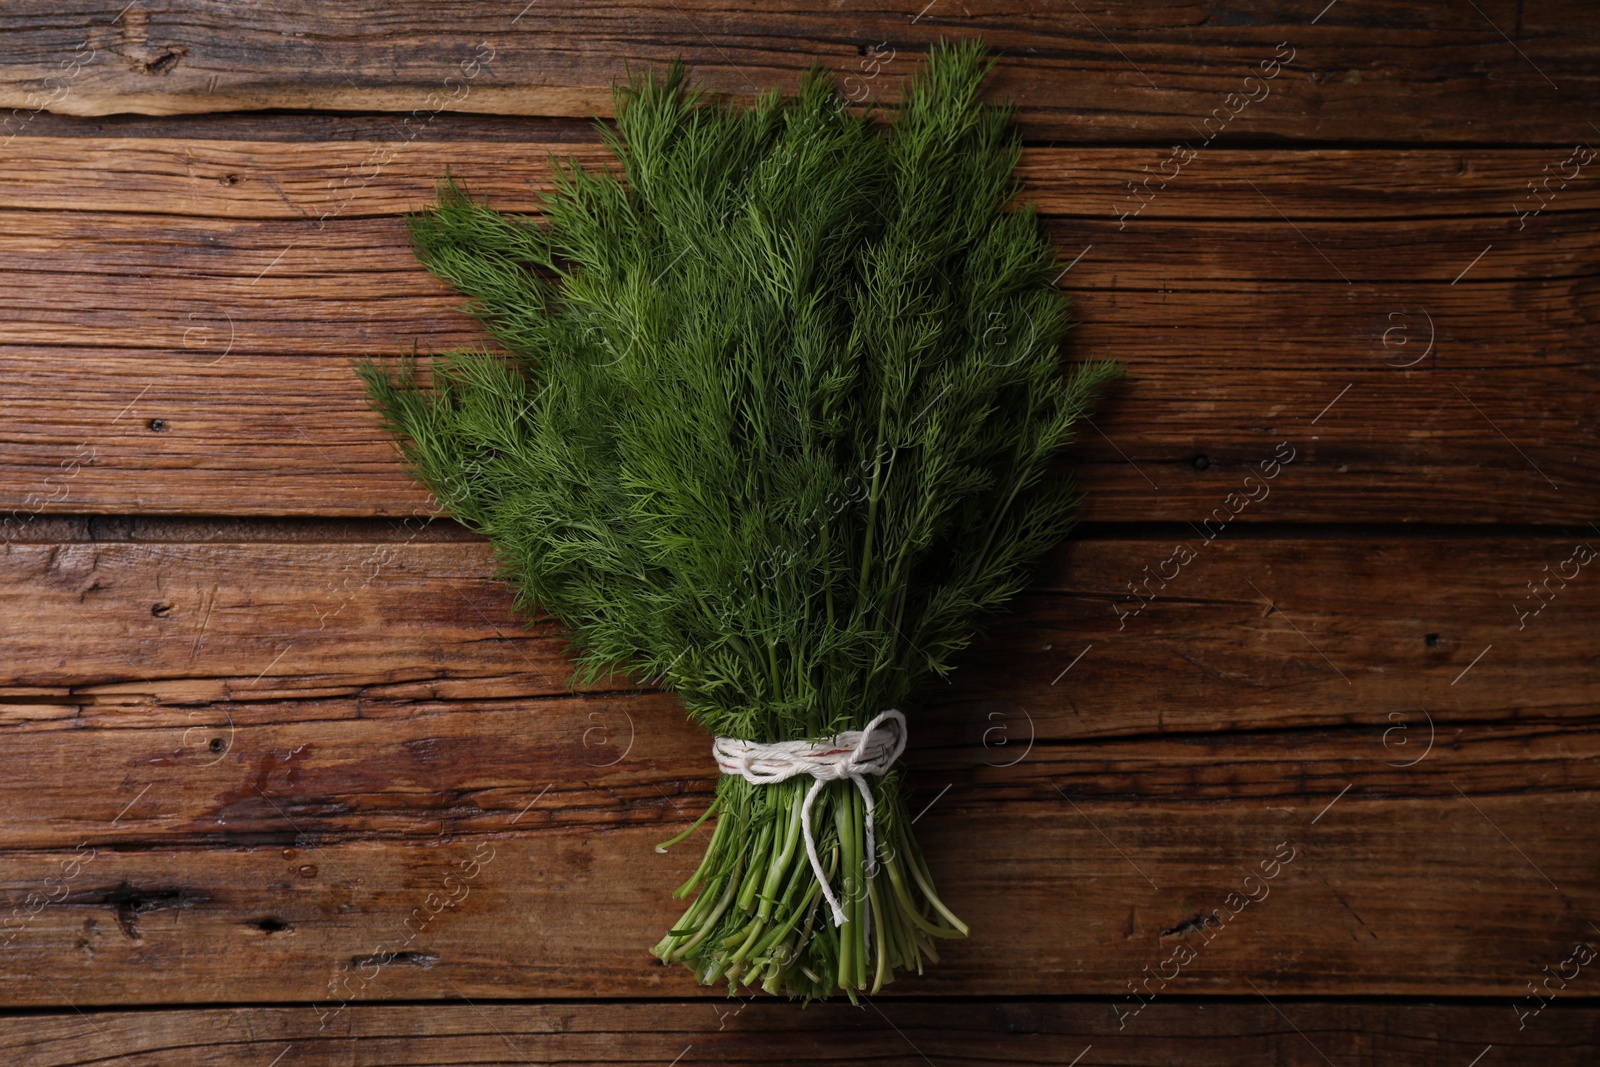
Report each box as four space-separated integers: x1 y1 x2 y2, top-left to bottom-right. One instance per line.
712 708 907 927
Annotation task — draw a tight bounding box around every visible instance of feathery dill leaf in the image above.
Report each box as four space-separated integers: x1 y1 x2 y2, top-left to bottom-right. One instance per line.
358 37 1118 999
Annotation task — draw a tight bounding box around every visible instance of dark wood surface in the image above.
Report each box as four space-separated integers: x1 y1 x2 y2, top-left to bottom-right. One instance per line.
2 2 1596 143
4 1001 1598 1065
2 3 1597 1064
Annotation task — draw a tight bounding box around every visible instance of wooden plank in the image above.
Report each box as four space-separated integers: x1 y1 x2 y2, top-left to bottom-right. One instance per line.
1 2 1597 143
0 533 1594 1003
1 534 1593 745
10 110 608 144
3 1001 1598 1065
3 673 1596 847
0 139 1594 522
0 538 575 705
0 796 1593 1003
5 139 1596 220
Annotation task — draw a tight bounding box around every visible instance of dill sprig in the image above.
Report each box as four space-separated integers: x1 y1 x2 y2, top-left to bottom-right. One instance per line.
358 37 1117 1000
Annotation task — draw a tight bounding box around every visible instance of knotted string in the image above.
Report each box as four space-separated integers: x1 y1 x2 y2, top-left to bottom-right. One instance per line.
712 709 907 927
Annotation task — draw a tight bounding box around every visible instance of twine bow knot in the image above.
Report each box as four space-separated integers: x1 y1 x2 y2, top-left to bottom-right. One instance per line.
712 708 907 926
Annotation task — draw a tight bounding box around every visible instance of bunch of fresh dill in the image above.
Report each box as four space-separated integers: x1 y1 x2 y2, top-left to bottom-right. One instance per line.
357 37 1116 1000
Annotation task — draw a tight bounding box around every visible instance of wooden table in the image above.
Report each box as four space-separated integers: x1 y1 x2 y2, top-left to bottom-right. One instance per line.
1 3 1597 1063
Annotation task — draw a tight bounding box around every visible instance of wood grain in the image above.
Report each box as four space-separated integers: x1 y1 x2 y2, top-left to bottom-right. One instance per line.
1 2 1597 143
2 534 1593 745
1 796 1593 1003
2 1001 1597 1066
0 532 1593 1003
0 139 1593 522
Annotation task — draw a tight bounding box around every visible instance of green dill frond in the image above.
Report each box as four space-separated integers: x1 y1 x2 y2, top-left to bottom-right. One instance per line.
360 35 1118 1000
359 37 1116 747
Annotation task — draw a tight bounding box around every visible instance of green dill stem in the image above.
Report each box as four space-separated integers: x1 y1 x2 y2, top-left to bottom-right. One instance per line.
751 825 826 958
669 801 728 899
901 823 969 937
736 818 774 912
655 797 719 853
748 864 820 960
868 872 891 994
819 521 835 633
833 784 856 986
758 786 805 920
745 582 781 710
766 636 783 706
719 914 758 950
882 833 954 939
653 887 705 960
816 519 836 734
724 915 765 960
672 860 742 959
849 388 892 668
845 781 866 991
